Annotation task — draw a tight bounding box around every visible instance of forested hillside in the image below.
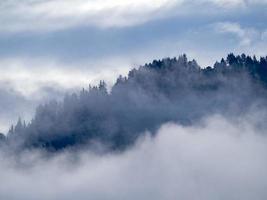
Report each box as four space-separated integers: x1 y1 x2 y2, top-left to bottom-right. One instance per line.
4 53 267 151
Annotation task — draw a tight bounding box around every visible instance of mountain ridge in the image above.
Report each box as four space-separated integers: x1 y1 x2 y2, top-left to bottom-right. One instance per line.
3 53 267 152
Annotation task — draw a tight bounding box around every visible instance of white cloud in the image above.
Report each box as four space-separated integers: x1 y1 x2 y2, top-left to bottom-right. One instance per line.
206 0 267 7
204 0 245 8
214 22 260 46
0 57 130 97
0 115 267 199
0 0 180 33
0 121 10 134
212 22 267 57
1 0 267 33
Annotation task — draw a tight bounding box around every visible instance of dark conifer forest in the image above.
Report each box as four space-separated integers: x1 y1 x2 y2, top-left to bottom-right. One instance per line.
2 53 267 152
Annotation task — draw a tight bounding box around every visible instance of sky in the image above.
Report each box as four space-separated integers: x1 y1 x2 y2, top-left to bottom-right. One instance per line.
1 0 267 133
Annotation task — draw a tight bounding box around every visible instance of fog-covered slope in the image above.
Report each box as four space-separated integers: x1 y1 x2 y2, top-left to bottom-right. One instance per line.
4 53 267 151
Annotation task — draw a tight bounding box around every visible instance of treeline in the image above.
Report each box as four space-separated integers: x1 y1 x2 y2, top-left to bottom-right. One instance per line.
3 53 267 151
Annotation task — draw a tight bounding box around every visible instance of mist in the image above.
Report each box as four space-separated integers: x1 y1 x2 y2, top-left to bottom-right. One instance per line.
1 0 267 199
4 54 267 152
1 54 267 199
0 114 267 200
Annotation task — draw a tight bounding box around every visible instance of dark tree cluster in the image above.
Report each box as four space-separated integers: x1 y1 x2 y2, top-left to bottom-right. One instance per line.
0 133 5 144
4 53 267 152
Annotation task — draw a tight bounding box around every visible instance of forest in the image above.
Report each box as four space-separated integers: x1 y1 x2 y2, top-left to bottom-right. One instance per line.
2 53 267 152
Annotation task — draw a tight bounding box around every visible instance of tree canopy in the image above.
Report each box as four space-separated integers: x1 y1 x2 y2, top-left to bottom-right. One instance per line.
5 53 267 152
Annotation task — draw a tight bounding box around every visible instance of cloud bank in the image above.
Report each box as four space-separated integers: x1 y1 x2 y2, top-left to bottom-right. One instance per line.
0 115 267 200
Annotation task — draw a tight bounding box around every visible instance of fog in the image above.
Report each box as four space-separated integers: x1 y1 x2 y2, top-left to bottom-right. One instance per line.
0 114 267 200
4 54 267 152
1 54 267 199
1 0 267 198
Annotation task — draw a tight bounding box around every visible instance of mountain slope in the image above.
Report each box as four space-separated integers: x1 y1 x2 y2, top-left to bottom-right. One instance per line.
5 53 267 151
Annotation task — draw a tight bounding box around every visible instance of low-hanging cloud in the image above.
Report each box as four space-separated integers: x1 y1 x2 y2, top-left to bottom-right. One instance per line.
0 114 267 200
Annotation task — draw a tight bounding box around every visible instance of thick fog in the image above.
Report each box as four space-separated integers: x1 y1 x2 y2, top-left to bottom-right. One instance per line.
0 114 267 200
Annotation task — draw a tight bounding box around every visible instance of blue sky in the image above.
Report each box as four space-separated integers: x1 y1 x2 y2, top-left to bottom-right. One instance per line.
0 0 267 132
